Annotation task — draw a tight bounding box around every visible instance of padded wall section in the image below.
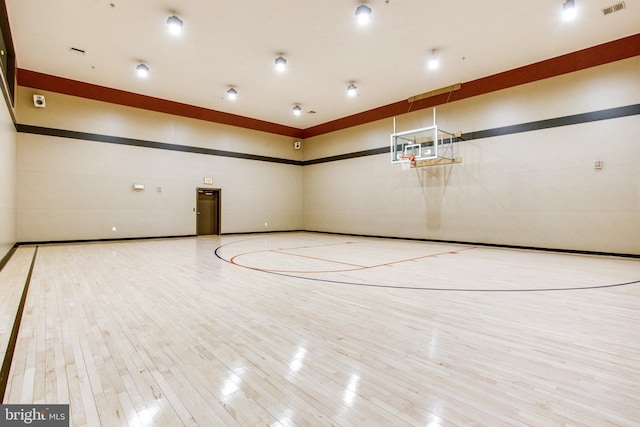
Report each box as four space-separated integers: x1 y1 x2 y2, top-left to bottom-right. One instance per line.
16 89 303 242
302 57 640 254
0 91 16 258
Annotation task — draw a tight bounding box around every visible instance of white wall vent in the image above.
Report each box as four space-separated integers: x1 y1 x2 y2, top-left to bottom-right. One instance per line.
602 2 625 15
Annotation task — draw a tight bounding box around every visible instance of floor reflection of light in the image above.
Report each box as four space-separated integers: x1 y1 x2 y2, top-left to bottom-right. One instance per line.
342 373 360 407
425 403 445 427
221 366 247 403
428 329 439 359
129 402 161 427
427 414 443 427
270 408 295 427
288 347 307 378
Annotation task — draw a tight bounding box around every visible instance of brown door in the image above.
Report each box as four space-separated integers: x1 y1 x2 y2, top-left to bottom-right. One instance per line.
196 189 220 235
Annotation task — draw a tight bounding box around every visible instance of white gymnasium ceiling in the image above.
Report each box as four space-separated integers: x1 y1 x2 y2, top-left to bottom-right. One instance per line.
5 0 640 129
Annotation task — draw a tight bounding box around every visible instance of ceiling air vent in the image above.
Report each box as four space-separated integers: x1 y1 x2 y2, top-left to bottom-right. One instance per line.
602 1 625 15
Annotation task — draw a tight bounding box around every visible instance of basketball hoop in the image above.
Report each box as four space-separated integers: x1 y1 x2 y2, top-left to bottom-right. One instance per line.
391 108 462 168
399 154 415 171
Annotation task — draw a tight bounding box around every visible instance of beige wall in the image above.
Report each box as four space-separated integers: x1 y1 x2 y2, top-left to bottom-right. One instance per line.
0 89 16 258
14 57 640 254
16 90 303 241
303 57 640 254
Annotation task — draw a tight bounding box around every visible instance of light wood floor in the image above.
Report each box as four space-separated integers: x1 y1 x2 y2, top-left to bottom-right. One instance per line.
3 232 640 426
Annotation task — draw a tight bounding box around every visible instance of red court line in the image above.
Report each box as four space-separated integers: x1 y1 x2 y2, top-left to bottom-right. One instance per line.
230 243 476 274
229 241 363 269
370 247 476 268
228 240 362 260
272 249 367 268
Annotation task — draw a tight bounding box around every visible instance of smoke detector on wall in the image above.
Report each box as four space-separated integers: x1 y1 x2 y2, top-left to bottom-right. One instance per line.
33 94 46 108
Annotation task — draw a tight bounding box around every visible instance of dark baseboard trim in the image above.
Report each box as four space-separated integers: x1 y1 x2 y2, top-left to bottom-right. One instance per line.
0 243 18 273
16 232 306 247
0 246 37 402
16 234 196 247
14 230 638 258
307 230 640 259
16 230 640 259
220 230 305 236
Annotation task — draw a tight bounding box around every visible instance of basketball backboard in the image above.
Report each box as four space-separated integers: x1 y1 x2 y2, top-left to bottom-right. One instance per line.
391 125 457 164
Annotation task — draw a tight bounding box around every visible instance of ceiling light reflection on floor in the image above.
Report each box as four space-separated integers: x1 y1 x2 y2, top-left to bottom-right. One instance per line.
220 366 247 402
288 346 307 374
342 373 360 407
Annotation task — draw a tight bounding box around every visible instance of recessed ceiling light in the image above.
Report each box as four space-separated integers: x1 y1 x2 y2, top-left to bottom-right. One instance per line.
427 49 440 70
167 15 183 35
355 4 372 25
275 56 287 72
562 0 576 20
136 63 149 78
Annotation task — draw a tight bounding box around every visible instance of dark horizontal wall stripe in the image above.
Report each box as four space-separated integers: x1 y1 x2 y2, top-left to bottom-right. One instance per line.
16 103 639 167
464 104 640 141
17 70 305 139
304 103 640 165
304 147 389 166
303 33 640 138
16 124 303 166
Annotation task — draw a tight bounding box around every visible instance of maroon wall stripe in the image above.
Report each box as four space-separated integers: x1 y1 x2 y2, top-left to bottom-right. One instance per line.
17 33 640 139
302 33 640 138
17 71 305 139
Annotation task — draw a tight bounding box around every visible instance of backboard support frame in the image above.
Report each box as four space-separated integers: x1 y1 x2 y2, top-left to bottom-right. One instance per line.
390 108 461 167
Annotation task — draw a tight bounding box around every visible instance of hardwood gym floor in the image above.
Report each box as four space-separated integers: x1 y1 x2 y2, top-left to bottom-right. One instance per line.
2 232 640 426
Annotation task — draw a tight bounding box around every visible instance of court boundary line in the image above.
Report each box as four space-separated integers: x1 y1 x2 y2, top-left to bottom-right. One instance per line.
0 247 38 402
215 235 640 292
